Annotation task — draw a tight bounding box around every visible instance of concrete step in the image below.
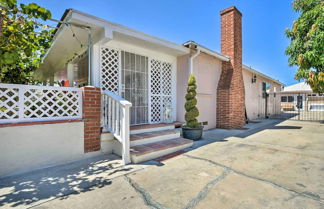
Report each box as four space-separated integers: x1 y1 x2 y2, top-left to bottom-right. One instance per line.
100 132 114 153
130 129 180 146
130 123 175 135
100 132 114 141
130 138 193 163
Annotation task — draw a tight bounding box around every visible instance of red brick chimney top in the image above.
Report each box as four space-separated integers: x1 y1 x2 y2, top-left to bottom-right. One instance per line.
220 6 242 16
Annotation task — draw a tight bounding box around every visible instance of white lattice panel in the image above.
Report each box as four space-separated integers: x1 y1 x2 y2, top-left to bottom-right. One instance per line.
150 59 173 123
150 96 161 123
162 62 172 95
23 89 81 118
101 47 119 93
0 87 19 119
150 59 161 95
0 84 83 123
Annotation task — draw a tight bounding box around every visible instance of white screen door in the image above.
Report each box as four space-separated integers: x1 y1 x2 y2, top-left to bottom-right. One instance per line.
121 51 149 125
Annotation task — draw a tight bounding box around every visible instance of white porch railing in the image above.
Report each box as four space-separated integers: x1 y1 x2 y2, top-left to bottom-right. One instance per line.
101 90 132 165
0 83 83 124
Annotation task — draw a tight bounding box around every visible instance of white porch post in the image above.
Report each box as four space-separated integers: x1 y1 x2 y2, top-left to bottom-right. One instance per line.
67 63 75 86
121 104 131 165
91 44 100 88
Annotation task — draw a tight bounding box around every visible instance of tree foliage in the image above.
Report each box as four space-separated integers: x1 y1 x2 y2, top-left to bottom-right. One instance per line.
0 0 53 84
184 74 200 128
285 0 324 93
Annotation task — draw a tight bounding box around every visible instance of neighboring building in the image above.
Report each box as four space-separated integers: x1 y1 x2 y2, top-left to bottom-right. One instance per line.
281 82 324 111
38 6 283 130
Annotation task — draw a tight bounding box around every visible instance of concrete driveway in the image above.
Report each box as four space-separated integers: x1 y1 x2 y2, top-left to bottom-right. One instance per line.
1 120 323 209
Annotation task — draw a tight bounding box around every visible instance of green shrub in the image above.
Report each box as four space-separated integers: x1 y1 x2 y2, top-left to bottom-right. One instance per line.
184 74 200 128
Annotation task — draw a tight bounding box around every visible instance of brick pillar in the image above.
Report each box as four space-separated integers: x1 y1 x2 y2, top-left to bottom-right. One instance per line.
216 6 245 129
82 86 101 152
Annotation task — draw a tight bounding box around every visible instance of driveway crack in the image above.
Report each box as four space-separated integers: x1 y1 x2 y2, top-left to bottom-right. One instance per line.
183 154 324 204
124 175 170 209
183 169 230 209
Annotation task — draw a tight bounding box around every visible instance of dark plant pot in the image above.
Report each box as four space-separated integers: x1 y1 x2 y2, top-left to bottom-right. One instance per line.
182 126 203 141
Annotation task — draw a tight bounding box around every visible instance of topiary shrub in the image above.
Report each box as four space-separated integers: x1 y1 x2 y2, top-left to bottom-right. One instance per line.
184 74 200 128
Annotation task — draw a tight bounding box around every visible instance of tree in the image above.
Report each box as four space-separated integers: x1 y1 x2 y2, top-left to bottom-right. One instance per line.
184 74 200 128
285 0 324 93
0 0 53 84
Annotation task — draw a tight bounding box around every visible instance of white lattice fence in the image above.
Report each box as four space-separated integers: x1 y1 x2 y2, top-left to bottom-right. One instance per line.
150 59 173 123
0 84 83 124
100 47 119 93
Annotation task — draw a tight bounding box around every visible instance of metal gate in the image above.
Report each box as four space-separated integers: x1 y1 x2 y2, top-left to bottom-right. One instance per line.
149 59 173 124
121 51 149 125
260 92 324 122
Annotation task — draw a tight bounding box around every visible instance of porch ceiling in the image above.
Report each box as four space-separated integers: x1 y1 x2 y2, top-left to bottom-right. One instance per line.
37 18 103 79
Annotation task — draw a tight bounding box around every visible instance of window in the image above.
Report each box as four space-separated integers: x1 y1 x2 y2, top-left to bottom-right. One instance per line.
262 82 270 98
288 96 294 102
281 96 287 102
262 82 267 92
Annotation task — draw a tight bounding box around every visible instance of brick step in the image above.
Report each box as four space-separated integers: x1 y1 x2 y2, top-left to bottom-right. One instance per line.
130 138 193 163
130 123 175 135
130 129 180 146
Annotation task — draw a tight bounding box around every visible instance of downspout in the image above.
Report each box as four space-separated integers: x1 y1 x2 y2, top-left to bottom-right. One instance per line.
189 47 201 74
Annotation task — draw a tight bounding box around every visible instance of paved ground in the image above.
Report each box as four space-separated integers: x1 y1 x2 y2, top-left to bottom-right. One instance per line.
0 119 323 209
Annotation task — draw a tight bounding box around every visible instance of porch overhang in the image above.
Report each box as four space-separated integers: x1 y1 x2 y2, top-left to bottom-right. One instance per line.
37 9 189 79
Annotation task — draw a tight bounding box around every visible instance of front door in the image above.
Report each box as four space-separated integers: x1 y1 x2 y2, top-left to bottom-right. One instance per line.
121 51 149 125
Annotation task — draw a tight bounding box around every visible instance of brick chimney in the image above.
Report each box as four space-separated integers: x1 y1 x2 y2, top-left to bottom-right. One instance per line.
216 6 245 129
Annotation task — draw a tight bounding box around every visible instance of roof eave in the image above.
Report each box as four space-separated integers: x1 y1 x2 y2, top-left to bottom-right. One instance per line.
183 41 230 61
243 65 284 86
71 9 190 55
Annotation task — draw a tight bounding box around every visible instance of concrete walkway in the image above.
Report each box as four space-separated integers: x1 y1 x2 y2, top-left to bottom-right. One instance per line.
0 119 323 209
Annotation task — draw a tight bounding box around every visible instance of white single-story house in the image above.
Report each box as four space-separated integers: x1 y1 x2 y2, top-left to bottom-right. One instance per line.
37 7 283 129
281 82 324 111
0 6 284 176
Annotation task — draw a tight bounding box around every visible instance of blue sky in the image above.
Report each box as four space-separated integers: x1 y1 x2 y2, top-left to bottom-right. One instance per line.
24 0 300 86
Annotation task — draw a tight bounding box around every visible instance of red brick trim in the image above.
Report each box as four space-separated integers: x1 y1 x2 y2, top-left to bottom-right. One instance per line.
0 119 83 128
82 86 101 153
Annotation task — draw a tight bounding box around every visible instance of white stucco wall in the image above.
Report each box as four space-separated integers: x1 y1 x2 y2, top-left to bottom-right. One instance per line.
176 54 190 126
178 52 282 127
243 70 282 120
0 121 98 177
177 53 222 130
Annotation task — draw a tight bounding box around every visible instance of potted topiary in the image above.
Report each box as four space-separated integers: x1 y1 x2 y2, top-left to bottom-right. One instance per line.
182 74 203 140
